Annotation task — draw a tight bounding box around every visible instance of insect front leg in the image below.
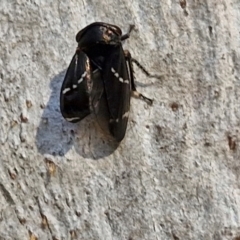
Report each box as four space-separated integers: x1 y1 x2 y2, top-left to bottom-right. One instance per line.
121 24 135 41
124 50 153 105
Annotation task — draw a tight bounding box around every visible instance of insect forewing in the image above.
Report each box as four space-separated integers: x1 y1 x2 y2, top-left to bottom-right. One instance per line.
60 50 92 122
102 45 131 141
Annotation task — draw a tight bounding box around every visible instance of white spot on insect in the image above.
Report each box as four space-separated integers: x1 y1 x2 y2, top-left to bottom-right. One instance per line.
72 84 77 89
119 78 129 84
132 91 141 98
110 118 119 123
66 117 80 122
78 71 87 84
122 111 129 119
62 88 71 94
111 68 129 84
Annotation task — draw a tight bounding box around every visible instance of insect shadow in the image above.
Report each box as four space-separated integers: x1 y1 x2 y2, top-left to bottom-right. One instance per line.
35 70 119 160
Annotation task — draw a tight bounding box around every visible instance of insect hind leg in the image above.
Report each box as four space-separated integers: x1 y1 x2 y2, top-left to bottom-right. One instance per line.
124 50 153 105
132 90 153 105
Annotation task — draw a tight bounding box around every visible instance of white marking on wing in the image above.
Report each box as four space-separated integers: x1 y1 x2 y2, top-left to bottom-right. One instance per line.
109 118 119 123
62 88 71 94
122 111 129 119
66 117 80 122
78 71 87 84
111 68 129 84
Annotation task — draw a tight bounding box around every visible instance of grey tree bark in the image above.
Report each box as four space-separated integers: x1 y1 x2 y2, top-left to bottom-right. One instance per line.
0 0 240 239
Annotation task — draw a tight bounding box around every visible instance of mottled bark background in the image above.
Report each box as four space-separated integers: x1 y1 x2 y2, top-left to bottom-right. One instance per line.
1 0 240 239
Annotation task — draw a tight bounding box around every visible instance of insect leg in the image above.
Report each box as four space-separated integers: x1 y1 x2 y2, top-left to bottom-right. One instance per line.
124 50 153 105
121 24 135 41
132 58 162 79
